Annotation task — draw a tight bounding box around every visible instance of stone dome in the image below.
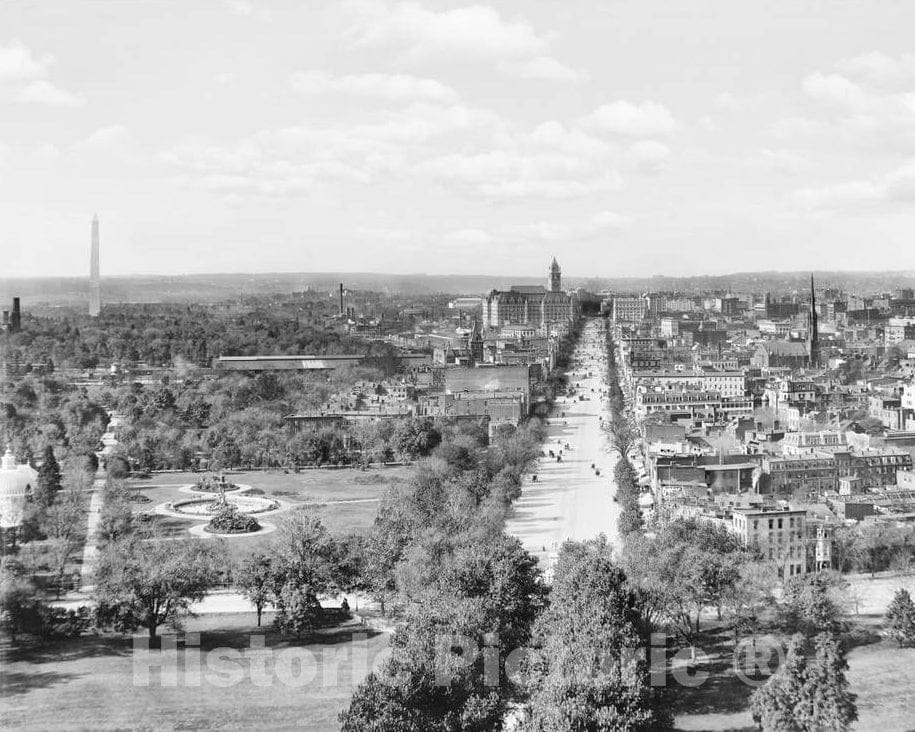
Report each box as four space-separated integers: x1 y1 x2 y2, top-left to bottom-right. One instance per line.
0 447 38 529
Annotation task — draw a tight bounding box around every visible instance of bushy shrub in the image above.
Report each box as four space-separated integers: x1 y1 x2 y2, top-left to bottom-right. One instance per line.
207 503 260 534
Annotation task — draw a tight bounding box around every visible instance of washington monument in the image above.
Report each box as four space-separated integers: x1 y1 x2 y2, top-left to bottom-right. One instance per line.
89 214 100 317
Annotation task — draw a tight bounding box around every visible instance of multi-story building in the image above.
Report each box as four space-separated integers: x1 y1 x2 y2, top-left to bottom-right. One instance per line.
634 369 746 398
731 507 808 578
612 296 648 323
482 258 579 329
782 431 846 454
885 317 915 345
868 394 911 431
636 389 723 421
761 454 837 494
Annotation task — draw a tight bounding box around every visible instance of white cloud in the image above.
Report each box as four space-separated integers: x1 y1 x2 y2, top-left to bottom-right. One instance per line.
796 61 915 153
504 210 630 240
348 2 550 61
214 72 236 86
413 147 622 202
15 79 83 106
74 125 132 152
346 2 585 83
757 148 810 175
772 116 825 138
803 72 870 109
442 228 498 247
793 160 915 209
289 70 459 104
443 210 629 251
0 40 50 82
0 41 82 106
160 102 506 198
225 0 271 20
625 140 670 171
837 52 915 84
698 115 720 132
581 100 678 137
517 56 588 84
529 121 612 157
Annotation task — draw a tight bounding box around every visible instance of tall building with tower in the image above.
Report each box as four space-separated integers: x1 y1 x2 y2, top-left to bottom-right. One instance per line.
482 256 579 330
548 257 561 292
89 214 101 317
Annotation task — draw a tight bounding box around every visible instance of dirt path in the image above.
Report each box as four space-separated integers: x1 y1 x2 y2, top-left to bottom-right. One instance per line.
506 318 620 571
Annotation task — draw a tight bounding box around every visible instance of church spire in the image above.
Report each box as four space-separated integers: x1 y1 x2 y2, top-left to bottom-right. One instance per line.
808 274 819 367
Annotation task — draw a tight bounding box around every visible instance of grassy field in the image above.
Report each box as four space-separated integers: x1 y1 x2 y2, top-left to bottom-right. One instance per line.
131 466 409 504
128 466 410 553
116 467 410 569
670 619 915 731
1 613 390 731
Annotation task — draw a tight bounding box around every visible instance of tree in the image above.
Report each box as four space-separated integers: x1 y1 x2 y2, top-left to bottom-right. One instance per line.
0 559 43 643
525 537 667 731
42 484 88 598
795 633 857 731
392 418 441 461
752 632 857 731
236 551 275 627
727 561 777 647
268 511 340 637
106 453 131 480
750 634 807 732
94 538 219 638
885 588 915 647
35 445 62 507
782 572 845 638
275 581 321 639
97 484 134 544
622 518 745 658
362 501 413 615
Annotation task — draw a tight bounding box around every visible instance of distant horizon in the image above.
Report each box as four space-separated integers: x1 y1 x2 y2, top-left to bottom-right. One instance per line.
5 265 915 282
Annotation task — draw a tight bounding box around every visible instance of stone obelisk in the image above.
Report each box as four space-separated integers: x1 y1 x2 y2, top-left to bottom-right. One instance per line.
89 214 101 317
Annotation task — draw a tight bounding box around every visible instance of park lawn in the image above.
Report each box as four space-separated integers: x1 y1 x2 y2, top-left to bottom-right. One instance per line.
129 465 410 505
670 619 915 731
1 613 389 731
845 630 915 729
124 466 406 560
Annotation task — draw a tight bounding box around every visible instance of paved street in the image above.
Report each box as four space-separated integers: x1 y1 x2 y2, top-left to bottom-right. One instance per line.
506 317 620 570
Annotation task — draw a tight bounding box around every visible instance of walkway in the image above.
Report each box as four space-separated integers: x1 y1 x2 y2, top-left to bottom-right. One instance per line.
77 473 105 593
506 317 620 571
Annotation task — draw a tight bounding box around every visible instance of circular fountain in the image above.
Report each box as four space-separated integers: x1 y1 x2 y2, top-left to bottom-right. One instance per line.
170 492 279 517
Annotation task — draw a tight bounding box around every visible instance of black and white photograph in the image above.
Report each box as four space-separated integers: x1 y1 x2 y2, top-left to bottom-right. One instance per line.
2 1 915 730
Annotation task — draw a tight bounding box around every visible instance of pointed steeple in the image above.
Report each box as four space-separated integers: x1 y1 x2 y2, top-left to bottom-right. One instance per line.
808 274 819 367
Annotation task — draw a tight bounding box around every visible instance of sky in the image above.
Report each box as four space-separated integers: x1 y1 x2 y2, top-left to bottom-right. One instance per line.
2 0 915 279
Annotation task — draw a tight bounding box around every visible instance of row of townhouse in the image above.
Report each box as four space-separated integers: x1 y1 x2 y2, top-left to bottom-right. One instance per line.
760 448 913 494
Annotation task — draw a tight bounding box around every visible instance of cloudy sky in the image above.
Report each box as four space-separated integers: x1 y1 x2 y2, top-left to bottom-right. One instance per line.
2 0 915 279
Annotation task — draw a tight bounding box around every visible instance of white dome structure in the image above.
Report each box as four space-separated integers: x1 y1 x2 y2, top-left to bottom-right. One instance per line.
0 447 37 529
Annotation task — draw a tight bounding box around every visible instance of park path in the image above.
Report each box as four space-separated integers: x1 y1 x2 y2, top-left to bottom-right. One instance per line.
77 413 122 593
77 477 105 593
505 318 620 572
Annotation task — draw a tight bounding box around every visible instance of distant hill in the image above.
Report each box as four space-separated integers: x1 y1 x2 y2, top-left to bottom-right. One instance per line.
2 269 914 309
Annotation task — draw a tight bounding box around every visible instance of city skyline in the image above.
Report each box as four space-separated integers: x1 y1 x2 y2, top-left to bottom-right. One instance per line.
2 1 915 280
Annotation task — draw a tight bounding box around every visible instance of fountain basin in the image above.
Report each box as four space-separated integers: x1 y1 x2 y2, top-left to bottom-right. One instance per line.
170 494 279 516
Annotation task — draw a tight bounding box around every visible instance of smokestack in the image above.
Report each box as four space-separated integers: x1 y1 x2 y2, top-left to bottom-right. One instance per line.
339 283 344 315
10 297 21 332
89 214 101 317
